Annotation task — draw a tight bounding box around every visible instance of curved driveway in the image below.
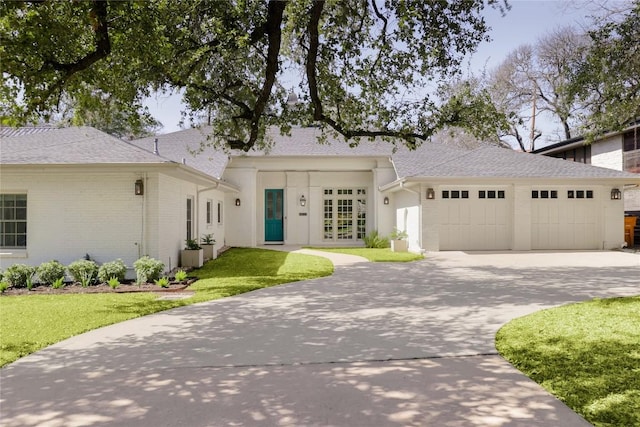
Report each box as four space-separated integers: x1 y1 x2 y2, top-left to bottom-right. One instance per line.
1 250 638 426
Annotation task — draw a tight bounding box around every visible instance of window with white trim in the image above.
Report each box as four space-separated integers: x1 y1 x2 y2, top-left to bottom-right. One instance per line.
217 201 223 224
323 188 367 241
206 200 213 225
0 194 27 248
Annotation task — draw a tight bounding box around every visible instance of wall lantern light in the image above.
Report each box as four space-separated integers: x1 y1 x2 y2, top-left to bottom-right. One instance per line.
426 188 435 199
611 188 622 200
299 195 307 207
235 198 241 206
134 179 144 196
383 196 390 205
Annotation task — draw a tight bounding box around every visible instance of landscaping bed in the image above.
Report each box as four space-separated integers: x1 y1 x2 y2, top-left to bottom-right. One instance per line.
1 279 195 296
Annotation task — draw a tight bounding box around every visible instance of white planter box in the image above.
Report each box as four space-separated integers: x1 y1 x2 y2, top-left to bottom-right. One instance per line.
391 239 408 252
181 249 204 268
202 244 216 261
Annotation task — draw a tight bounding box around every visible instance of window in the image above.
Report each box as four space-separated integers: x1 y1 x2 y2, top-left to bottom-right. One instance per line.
532 190 539 199
586 190 593 199
568 190 574 199
217 201 223 224
498 191 505 199
479 190 486 199
0 194 27 248
323 188 367 241
206 200 213 225
442 190 449 199
451 190 460 199
541 190 549 199
577 190 585 199
461 191 469 199
551 190 558 199
186 197 194 241
488 190 496 199
568 189 593 199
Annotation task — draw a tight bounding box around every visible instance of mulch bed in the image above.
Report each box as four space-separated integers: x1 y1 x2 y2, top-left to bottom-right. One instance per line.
1 279 197 296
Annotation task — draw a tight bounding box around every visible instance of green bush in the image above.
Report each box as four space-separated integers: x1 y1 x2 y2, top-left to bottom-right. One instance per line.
97 259 127 283
67 259 98 287
155 276 170 288
133 256 164 285
3 264 36 288
107 277 120 289
174 269 188 282
0 280 8 293
36 260 66 285
52 277 65 289
363 230 390 248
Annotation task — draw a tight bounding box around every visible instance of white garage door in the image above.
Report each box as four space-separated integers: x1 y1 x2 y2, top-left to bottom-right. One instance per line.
439 188 511 250
531 188 599 249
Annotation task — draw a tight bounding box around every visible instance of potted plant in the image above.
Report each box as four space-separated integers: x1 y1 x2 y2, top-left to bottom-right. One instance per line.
200 233 216 261
181 238 203 268
389 228 409 252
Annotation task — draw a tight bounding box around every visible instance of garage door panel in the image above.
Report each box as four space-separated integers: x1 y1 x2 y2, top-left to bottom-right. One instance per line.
532 191 599 250
439 188 511 251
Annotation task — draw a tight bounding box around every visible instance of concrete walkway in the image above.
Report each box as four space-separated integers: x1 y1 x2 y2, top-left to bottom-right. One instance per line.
1 250 638 426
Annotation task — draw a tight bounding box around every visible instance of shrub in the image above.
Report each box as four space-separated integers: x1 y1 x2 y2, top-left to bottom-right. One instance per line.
4 264 36 288
0 280 8 293
174 269 188 282
67 259 98 287
36 260 66 285
389 228 409 240
363 230 390 248
97 259 127 283
52 277 65 289
107 277 120 289
133 256 165 285
185 239 201 250
155 276 170 288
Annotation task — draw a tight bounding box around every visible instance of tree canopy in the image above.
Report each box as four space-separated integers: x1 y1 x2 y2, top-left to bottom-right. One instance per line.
1 0 509 150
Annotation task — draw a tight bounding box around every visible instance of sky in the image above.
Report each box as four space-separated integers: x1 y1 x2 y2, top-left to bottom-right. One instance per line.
144 1 602 144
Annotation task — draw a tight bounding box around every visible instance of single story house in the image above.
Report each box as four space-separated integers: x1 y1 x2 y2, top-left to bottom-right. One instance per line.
2 125 639 274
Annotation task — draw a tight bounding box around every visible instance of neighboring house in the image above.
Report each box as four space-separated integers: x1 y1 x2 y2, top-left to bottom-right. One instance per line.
532 122 640 214
0 127 237 275
1 125 639 275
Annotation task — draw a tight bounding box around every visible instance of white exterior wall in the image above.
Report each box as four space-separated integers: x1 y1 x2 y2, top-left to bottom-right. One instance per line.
625 188 640 212
223 157 395 247
0 167 227 275
0 169 146 271
591 136 623 171
155 174 227 270
394 188 421 252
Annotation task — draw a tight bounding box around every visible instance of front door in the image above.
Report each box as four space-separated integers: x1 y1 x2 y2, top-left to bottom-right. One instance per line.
265 189 284 242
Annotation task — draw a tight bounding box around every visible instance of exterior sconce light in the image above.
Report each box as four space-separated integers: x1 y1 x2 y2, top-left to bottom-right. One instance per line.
383 196 389 205
611 188 622 200
134 179 144 196
426 188 435 199
235 198 241 206
299 195 306 207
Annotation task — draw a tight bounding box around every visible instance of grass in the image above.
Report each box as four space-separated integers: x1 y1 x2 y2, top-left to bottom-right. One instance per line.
0 248 333 367
496 296 640 427
307 247 423 262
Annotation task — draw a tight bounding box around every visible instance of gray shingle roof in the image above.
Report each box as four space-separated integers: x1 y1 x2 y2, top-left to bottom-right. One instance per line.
0 127 171 165
393 144 639 179
4 125 635 182
131 127 229 178
0 125 58 138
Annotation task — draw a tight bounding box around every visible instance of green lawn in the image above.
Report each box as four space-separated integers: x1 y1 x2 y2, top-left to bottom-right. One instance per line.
0 248 333 367
307 247 424 262
496 296 640 427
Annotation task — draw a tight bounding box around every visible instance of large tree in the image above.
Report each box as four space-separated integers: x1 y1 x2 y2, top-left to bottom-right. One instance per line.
1 0 508 150
487 27 590 151
572 0 640 139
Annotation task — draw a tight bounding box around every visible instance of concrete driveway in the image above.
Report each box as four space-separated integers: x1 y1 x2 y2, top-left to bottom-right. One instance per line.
1 250 638 427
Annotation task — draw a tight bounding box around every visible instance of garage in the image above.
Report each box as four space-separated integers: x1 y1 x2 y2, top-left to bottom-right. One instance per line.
438 187 512 250
531 188 599 249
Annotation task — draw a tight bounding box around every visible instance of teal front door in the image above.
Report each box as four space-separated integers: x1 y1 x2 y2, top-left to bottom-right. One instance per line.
265 189 284 242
